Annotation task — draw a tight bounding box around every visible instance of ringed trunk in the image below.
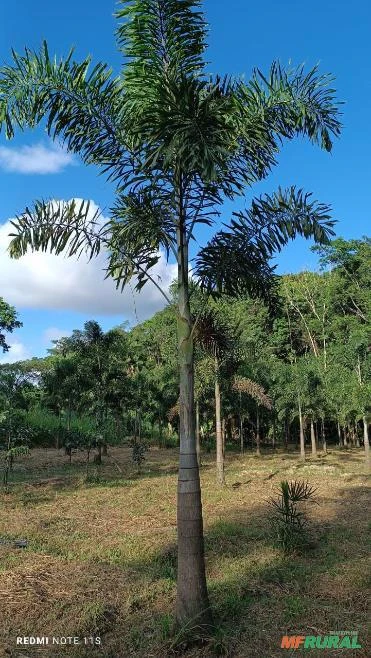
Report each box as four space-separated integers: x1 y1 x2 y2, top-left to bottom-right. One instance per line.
176 223 212 629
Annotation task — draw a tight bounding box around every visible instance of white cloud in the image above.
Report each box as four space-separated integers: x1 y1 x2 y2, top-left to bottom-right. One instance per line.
0 142 75 174
0 340 30 364
43 327 70 344
0 200 177 323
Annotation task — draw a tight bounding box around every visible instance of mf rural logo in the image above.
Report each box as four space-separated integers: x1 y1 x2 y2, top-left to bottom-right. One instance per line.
281 631 362 650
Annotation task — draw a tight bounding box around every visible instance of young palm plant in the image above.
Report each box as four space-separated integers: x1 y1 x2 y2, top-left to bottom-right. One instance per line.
0 0 341 629
269 480 317 552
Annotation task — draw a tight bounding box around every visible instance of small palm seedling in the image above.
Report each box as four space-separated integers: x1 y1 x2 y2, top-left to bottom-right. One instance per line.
269 480 317 553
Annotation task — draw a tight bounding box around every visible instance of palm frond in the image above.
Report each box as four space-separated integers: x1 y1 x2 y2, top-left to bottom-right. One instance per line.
194 186 335 297
233 376 272 410
0 43 128 181
116 0 207 80
194 310 236 360
241 62 342 152
8 199 104 260
106 189 176 296
233 186 335 258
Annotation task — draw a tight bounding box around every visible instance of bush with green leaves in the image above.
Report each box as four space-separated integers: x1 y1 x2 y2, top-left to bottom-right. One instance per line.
269 480 317 553
130 439 148 473
0 427 30 488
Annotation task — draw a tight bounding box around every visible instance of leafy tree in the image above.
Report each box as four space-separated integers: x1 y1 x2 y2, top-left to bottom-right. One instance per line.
0 298 22 353
0 0 341 627
315 238 370 463
48 321 129 453
0 364 33 487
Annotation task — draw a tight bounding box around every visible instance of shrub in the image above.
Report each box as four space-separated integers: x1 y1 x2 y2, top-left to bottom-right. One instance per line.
130 439 148 473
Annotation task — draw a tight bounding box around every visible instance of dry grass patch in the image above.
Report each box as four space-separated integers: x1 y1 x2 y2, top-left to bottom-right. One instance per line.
0 447 369 657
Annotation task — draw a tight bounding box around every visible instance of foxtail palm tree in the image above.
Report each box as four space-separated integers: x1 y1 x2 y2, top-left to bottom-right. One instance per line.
0 0 341 629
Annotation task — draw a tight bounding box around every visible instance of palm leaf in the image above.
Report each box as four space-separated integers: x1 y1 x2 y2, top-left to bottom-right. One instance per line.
194 186 335 297
233 376 272 410
8 199 104 260
0 43 129 182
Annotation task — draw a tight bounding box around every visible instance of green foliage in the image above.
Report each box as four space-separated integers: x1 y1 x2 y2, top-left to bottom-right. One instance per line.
0 298 22 353
1 0 342 299
195 187 335 298
269 480 317 553
130 439 148 472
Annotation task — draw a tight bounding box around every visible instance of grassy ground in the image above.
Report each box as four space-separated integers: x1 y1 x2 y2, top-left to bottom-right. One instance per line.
0 446 369 658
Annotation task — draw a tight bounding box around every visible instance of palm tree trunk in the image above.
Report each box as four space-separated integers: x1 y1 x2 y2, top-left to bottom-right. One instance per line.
298 397 305 460
363 416 370 467
176 213 211 628
321 418 327 453
337 419 342 446
355 422 360 447
239 391 244 454
215 356 224 485
284 418 289 450
256 406 261 456
310 420 317 457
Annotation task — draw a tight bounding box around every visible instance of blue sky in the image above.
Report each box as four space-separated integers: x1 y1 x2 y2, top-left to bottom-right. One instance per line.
0 0 370 362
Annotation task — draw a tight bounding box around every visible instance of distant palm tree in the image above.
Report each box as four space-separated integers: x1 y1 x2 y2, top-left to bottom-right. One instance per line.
195 309 239 485
0 0 341 629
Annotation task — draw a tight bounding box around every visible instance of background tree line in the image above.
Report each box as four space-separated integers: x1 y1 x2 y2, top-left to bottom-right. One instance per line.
1 237 369 468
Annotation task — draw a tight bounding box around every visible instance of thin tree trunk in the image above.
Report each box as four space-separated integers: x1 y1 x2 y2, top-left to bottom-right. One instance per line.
222 417 226 461
256 406 261 456
56 406 61 450
67 398 72 431
158 418 163 449
195 400 201 467
321 418 327 454
215 357 224 485
298 397 305 460
363 416 370 467
337 419 342 446
138 408 141 441
284 418 289 450
239 391 244 454
310 420 317 457
356 357 370 465
176 211 211 628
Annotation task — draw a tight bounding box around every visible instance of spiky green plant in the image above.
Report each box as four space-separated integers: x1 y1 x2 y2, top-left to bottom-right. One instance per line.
269 480 317 552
